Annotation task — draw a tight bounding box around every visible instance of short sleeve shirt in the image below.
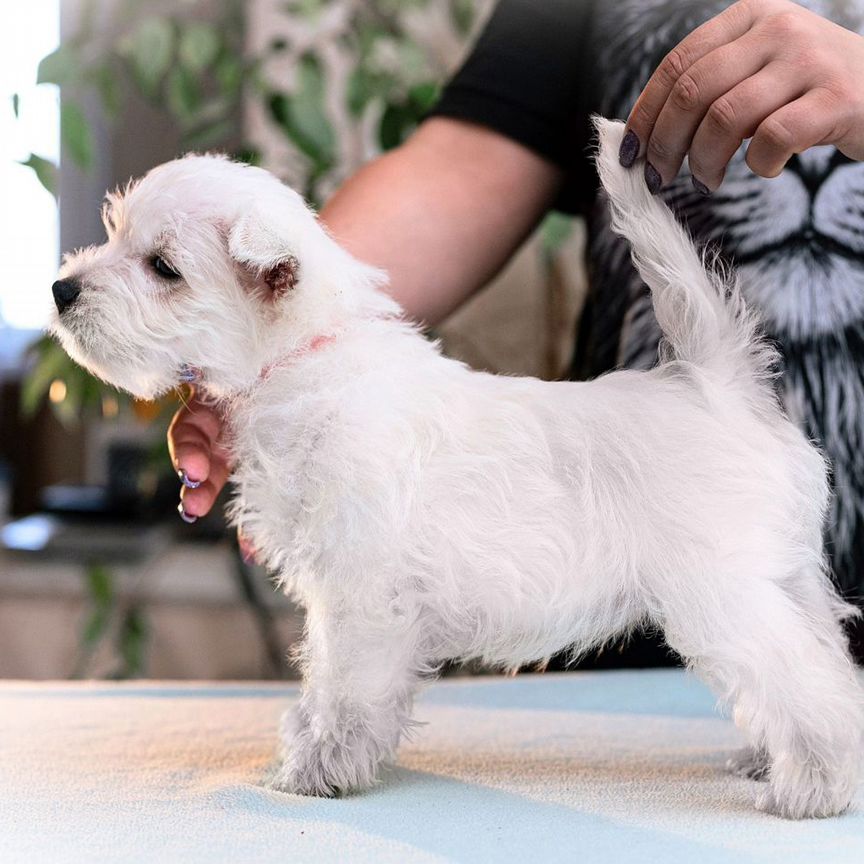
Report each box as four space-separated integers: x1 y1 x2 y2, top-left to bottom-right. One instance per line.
429 0 864 605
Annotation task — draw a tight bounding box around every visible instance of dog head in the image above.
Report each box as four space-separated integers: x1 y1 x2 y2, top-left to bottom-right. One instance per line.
50 155 392 399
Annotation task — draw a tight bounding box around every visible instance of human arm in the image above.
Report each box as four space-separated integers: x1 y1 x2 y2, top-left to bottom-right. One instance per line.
620 0 864 191
321 117 562 323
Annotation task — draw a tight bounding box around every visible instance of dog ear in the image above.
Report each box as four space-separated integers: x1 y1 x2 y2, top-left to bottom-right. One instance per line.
228 209 301 298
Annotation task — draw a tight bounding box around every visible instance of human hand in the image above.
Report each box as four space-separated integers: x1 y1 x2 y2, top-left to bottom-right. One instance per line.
167 390 232 523
619 0 864 192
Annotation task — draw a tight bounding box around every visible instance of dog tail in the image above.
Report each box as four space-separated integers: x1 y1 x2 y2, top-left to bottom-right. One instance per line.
593 117 776 390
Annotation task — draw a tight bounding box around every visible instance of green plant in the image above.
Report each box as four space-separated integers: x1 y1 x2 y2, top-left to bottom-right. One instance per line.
71 564 149 680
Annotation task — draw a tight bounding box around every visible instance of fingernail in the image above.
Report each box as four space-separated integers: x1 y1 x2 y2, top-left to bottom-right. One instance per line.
692 176 711 196
178 468 202 489
645 162 663 195
178 364 202 383
619 130 640 168
177 502 198 524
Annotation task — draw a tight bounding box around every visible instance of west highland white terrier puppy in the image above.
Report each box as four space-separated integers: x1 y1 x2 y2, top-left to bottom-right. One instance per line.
50 119 863 818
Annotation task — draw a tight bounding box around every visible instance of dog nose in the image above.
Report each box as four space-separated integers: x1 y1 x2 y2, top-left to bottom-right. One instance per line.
52 278 81 314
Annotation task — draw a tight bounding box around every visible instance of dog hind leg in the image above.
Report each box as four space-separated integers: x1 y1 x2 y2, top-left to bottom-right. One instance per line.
661 570 863 818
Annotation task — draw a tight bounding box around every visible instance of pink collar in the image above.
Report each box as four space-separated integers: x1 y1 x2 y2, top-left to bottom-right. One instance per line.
257 332 339 382
177 332 340 388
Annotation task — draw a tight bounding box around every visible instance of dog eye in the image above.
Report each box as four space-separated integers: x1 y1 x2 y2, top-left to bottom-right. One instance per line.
151 255 182 280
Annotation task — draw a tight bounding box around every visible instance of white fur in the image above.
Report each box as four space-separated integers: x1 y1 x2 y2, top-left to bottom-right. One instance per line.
51 118 863 818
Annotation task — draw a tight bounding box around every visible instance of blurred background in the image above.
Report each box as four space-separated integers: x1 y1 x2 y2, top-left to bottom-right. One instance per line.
0 0 586 680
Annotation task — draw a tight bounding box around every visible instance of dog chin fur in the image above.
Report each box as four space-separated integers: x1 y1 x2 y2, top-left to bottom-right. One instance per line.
52 118 863 818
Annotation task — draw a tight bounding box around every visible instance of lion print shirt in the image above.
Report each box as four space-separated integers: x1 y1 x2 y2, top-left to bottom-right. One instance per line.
432 0 864 603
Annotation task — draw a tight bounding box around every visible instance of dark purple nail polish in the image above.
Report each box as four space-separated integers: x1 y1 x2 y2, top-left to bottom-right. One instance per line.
178 468 202 489
178 364 202 383
177 502 198 524
619 130 640 168
645 162 663 195
692 176 711 196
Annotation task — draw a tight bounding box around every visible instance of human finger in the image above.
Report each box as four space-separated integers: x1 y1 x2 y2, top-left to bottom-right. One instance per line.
621 0 757 167
167 393 224 487
643 31 770 188
746 87 850 177
687 62 806 190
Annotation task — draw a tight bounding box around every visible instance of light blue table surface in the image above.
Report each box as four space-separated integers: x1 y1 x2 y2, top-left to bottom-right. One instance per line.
1 669 861 864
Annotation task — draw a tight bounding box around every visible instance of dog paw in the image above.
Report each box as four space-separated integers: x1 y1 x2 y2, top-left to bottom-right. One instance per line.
270 723 384 797
727 746 770 781
269 756 340 798
754 787 847 820
755 760 855 819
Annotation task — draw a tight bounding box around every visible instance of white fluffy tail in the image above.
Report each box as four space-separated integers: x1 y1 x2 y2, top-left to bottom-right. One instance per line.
594 118 775 389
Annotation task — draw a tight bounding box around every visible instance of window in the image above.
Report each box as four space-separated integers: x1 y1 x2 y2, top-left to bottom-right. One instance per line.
0 2 60 334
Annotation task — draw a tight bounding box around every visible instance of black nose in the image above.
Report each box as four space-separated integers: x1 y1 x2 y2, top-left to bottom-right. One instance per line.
52 278 81 314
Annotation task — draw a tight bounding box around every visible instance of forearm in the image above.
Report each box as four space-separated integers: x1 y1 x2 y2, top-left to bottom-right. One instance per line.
320 117 563 325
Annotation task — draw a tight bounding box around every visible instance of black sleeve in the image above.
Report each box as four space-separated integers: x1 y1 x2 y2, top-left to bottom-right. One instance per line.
427 0 599 215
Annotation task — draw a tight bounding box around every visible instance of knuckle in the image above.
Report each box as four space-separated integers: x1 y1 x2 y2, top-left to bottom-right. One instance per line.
630 101 654 129
733 0 763 22
670 73 702 112
687 153 712 180
762 9 805 39
646 134 680 162
757 116 795 153
706 96 740 135
745 147 781 177
822 79 853 110
658 47 690 87
788 43 824 72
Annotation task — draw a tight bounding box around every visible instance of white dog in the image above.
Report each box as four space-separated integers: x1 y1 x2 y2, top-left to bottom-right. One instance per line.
50 119 863 818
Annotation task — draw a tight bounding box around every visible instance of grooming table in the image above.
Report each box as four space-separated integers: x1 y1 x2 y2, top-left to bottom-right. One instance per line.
1 670 862 863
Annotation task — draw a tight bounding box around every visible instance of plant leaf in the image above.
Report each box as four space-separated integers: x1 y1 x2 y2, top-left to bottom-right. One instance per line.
449 0 475 35
378 82 440 152
408 82 439 114
82 564 114 647
347 67 390 116
121 17 174 99
182 118 233 151
292 57 334 165
89 62 123 118
82 607 110 646
379 103 412 151
21 336 127 426
19 153 58 199
268 55 334 171
541 212 574 258
231 146 260 166
178 22 220 73
87 564 113 607
215 55 243 98
37 43 80 86
11 92 19 118
61 101 94 170
166 66 201 123
116 605 148 679
20 339 69 418
286 0 325 19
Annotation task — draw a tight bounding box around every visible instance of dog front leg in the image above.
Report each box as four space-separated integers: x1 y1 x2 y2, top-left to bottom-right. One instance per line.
270 598 422 797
